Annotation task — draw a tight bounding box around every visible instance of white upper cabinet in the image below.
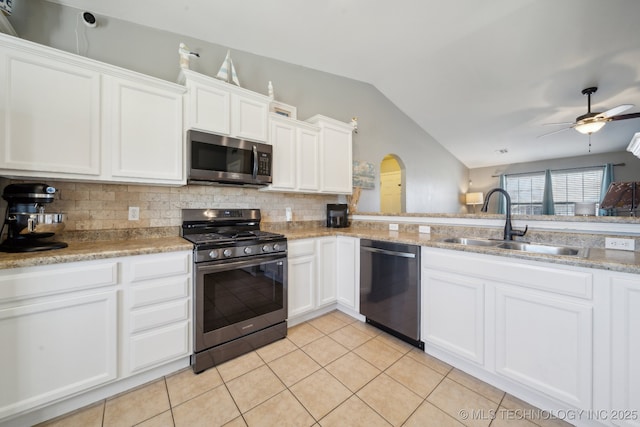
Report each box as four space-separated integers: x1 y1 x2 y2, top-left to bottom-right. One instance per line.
0 34 186 185
179 69 270 143
306 115 353 194
105 75 185 184
0 41 102 178
268 114 320 192
266 114 352 195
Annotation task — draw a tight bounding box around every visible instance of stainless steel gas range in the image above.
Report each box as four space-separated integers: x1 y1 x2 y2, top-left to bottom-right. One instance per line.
181 209 288 373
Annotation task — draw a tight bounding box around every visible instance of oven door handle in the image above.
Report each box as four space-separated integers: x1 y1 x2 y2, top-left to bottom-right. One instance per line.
196 253 286 273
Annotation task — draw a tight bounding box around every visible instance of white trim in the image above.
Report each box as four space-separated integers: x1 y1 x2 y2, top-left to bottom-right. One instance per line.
627 132 640 158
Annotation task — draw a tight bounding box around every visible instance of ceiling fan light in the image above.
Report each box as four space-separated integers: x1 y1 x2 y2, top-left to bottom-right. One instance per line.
574 121 606 134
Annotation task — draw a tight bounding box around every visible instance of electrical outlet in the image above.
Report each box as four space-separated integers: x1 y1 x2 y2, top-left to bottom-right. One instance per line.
128 206 140 221
419 225 431 234
389 223 399 231
605 237 635 251
285 207 292 222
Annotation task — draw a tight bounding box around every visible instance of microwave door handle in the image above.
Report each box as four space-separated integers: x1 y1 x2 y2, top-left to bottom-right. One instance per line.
252 145 258 179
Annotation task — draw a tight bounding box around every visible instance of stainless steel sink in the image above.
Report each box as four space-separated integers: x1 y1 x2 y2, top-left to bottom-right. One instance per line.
439 237 500 247
496 241 589 257
438 237 589 257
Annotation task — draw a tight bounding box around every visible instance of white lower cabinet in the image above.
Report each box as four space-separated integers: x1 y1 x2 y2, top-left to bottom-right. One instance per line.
494 284 592 409
316 237 337 307
422 247 596 416
0 260 119 420
287 236 360 322
422 269 484 364
288 239 317 318
610 274 640 427
0 250 192 423
336 236 359 312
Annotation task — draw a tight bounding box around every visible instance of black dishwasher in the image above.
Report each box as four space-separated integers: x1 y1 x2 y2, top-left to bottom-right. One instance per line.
359 239 423 349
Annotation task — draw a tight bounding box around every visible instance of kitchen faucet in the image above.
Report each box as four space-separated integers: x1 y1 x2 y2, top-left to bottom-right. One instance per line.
481 188 528 241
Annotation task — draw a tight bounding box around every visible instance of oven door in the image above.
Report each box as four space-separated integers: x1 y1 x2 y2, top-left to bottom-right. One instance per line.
194 253 287 353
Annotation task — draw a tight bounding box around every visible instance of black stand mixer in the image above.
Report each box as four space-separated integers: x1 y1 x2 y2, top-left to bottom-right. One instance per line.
0 183 68 252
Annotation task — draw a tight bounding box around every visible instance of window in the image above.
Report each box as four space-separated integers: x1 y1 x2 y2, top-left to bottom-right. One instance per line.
505 173 545 215
504 167 604 216
551 168 604 215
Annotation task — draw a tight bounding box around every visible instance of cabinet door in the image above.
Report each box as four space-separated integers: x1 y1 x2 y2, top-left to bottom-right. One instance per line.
336 236 359 311
0 291 117 419
319 122 352 194
186 79 230 135
316 237 337 307
231 93 269 142
297 125 320 191
288 240 316 318
107 76 184 184
611 275 640 427
270 118 297 190
422 269 484 364
0 47 101 177
494 285 592 409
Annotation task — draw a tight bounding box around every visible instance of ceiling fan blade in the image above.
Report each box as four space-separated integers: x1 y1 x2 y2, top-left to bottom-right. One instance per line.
609 111 640 121
537 126 573 138
596 104 634 119
542 121 575 126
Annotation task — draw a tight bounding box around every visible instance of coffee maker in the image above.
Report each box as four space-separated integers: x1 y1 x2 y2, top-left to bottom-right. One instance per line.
0 183 68 252
326 204 349 228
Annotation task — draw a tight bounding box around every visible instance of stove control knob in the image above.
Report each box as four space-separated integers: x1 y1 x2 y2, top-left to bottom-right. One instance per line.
262 245 270 252
223 249 233 257
244 247 253 255
208 250 219 259
273 243 281 251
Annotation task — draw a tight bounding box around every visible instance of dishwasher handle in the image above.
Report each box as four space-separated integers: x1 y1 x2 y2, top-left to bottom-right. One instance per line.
361 246 416 258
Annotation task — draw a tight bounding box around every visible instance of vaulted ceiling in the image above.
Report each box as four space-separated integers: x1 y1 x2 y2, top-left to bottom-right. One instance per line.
46 0 640 168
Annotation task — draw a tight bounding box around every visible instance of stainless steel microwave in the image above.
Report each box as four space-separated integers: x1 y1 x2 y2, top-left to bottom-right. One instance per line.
187 130 272 186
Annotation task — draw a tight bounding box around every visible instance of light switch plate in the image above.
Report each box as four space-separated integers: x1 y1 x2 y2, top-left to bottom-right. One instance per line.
389 223 399 231
419 225 431 234
285 207 292 222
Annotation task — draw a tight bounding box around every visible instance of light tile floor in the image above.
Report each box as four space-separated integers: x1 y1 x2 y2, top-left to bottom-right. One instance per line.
38 311 573 427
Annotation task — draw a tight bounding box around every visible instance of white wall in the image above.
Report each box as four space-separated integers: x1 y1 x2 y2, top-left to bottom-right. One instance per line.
6 0 468 214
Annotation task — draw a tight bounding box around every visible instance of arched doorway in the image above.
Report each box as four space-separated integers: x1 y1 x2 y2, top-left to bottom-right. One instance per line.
380 154 405 213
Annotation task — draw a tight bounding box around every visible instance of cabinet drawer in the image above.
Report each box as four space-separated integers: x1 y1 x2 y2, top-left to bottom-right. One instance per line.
129 276 190 309
130 299 190 333
288 239 315 257
0 261 119 302
128 321 190 373
129 252 190 282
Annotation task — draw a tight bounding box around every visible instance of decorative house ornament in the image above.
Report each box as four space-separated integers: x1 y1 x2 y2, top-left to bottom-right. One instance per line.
178 43 200 70
268 81 274 99
216 50 240 86
351 117 358 133
0 0 13 15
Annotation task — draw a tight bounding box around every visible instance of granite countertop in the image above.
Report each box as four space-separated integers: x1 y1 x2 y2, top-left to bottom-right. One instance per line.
278 226 640 275
2 227 639 275
0 237 193 270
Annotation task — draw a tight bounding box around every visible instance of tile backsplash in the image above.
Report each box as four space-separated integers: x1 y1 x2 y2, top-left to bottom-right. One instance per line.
0 178 339 231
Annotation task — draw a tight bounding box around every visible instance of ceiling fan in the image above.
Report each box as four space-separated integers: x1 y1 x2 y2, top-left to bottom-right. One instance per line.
539 87 640 138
